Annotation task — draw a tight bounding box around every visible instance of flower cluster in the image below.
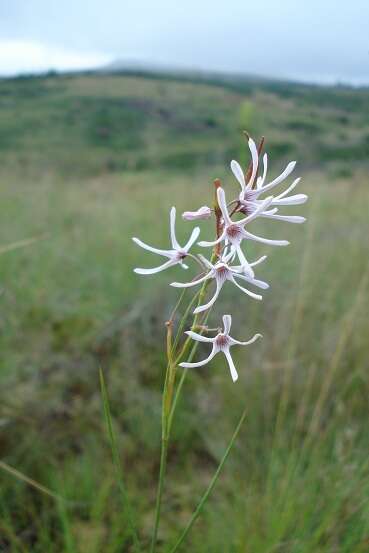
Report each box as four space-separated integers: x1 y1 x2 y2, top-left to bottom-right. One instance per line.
133 136 307 381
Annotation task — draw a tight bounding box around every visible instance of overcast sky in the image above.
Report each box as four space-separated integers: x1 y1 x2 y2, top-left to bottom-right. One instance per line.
1 0 368 84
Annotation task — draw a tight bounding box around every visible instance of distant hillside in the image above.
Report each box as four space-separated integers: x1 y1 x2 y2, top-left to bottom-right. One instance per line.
0 70 368 178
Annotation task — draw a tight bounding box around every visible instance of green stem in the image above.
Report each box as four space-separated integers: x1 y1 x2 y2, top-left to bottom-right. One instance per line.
150 269 214 553
168 409 247 553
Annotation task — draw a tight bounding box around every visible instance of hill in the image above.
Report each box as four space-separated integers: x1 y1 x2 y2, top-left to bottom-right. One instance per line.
0 70 368 178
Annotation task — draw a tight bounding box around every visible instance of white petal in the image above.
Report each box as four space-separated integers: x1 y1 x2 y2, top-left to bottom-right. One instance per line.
198 254 216 270
257 153 268 188
223 348 239 382
217 187 232 226
222 314 232 335
180 344 217 368
193 279 223 314
184 226 201 251
134 259 175 275
250 255 268 267
242 229 289 247
198 228 226 248
235 273 269 290
261 213 306 224
132 237 171 257
272 194 308 206
261 161 296 193
246 138 259 190
230 160 246 191
234 245 255 278
170 272 212 288
231 276 263 300
229 333 263 346
274 177 301 199
170 207 180 250
185 330 215 343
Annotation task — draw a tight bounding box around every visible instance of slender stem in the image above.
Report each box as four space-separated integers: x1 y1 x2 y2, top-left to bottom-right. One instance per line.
150 268 213 553
168 409 247 553
150 432 169 553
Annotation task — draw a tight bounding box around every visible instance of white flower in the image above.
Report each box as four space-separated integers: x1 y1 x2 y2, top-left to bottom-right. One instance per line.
182 206 212 221
179 314 262 382
198 187 288 276
170 251 269 313
231 138 307 223
133 207 200 275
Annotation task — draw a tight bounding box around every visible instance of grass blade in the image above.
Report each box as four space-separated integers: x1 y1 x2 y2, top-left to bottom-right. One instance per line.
99 368 141 552
168 408 247 553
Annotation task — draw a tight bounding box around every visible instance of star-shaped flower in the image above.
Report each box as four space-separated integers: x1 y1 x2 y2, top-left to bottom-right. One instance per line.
170 251 269 313
231 137 307 222
198 187 288 276
179 314 262 382
133 207 200 275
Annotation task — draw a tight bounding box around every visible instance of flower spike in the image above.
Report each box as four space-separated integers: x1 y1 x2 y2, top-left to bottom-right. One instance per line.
180 314 262 382
133 207 200 275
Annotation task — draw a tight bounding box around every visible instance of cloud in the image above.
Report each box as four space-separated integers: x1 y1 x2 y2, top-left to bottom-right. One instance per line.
0 40 111 76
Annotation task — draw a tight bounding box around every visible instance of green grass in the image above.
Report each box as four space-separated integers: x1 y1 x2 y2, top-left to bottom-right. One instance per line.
0 71 368 552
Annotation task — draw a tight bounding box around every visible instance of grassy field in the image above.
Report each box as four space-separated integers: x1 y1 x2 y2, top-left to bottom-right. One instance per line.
0 72 368 552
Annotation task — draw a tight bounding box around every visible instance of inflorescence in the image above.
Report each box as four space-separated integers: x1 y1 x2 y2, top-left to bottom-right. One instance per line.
132 136 307 382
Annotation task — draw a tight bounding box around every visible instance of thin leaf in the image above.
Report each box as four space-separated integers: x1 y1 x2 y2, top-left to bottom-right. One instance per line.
168 408 247 553
99 368 141 552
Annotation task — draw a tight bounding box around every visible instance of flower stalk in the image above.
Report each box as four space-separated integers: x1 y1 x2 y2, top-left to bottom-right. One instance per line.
131 132 307 552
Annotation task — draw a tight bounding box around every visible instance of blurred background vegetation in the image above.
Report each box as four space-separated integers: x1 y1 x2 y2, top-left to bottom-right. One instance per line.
0 70 368 552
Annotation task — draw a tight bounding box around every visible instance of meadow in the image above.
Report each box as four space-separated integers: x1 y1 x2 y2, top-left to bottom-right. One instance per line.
0 71 368 552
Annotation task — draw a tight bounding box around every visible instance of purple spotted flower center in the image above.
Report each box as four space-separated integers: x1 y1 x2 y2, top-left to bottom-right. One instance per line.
226 224 243 241
215 264 231 283
215 333 230 350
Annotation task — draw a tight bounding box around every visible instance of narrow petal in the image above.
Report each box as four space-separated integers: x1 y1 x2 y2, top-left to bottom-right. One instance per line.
193 279 223 314
256 153 268 189
250 255 268 267
171 272 212 288
198 229 226 248
183 226 201 251
242 229 289 246
246 138 259 190
235 273 269 289
260 161 296 193
223 348 239 382
261 213 306 224
185 330 215 343
170 207 180 250
179 344 217 368
132 237 170 257
217 187 232 226
230 160 246 191
274 177 301 199
198 254 216 270
231 276 263 300
235 245 255 278
222 314 232 335
229 333 263 346
272 194 308 206
134 259 175 275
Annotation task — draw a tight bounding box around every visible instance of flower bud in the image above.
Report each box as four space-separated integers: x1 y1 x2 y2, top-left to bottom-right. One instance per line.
182 206 212 221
